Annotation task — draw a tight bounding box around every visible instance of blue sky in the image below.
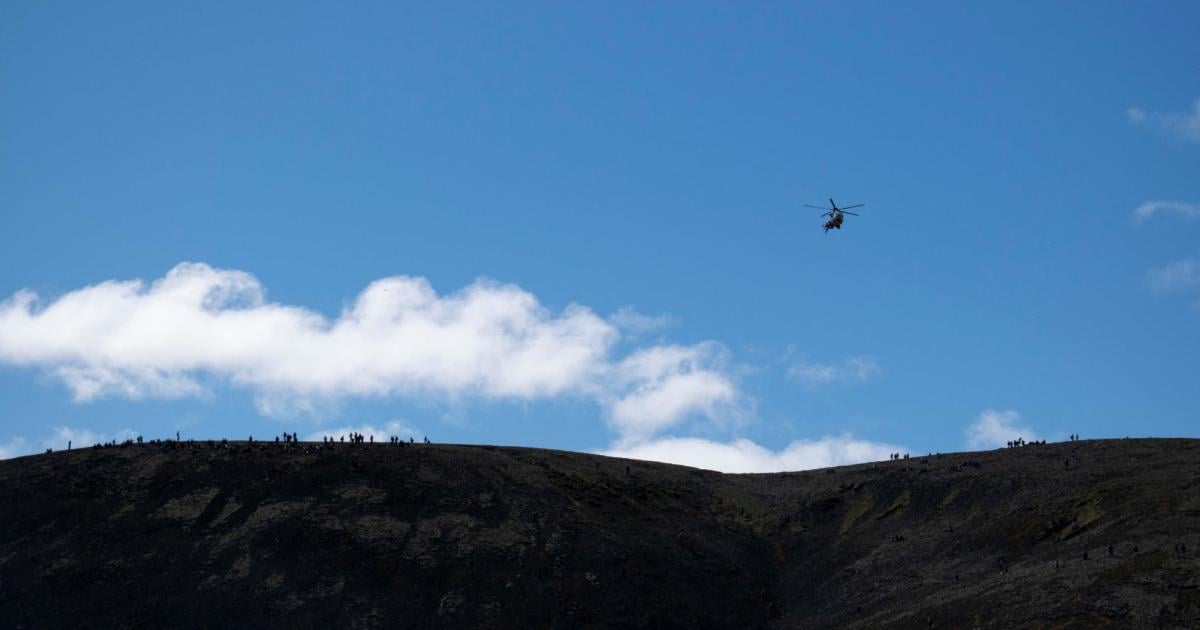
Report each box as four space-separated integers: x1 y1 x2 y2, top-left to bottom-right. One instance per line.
1 2 1198 469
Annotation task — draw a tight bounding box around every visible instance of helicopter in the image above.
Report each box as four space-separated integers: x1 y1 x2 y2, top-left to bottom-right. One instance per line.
805 198 864 232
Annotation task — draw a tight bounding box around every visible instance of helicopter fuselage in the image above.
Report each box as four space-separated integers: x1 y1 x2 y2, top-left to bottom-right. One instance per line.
807 198 862 232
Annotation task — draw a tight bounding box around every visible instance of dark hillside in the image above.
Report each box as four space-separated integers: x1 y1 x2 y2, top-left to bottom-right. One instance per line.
1 438 1197 628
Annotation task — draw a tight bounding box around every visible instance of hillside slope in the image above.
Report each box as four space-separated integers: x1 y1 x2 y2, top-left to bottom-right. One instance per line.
1 438 1197 628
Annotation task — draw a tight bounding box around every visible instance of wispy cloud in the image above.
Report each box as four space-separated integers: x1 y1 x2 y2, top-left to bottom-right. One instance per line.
41 425 139 450
0 263 740 443
0 436 29 460
787 356 880 387
964 409 1037 450
1147 256 1200 294
1133 200 1200 223
0 425 140 459
600 433 901 473
44 426 103 450
1127 97 1200 143
609 306 675 336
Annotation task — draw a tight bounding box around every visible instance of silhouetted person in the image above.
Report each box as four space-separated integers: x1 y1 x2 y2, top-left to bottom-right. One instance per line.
68 440 71 450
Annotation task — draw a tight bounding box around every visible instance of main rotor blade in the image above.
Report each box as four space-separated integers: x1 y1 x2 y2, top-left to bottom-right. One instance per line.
803 204 831 210
840 204 864 210
841 211 859 216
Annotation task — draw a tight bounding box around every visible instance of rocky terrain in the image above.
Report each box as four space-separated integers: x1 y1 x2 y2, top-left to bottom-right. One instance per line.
0 437 1197 628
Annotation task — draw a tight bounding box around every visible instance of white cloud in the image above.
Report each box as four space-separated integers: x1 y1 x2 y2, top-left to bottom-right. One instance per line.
0 436 30 460
1147 257 1200 294
964 409 1038 450
0 263 738 442
601 434 902 473
1128 98 1200 143
53 365 208 402
304 419 421 443
1133 200 1200 223
787 356 880 386
607 343 737 444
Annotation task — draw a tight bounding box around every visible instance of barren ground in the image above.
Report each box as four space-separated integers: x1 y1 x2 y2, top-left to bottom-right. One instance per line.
1 438 1197 628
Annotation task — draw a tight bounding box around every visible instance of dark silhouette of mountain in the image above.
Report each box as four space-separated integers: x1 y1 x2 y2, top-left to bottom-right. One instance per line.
1 438 1197 628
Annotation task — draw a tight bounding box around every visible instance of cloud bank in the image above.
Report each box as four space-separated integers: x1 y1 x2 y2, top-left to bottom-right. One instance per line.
0 263 737 443
964 409 1037 450
304 419 421 443
601 434 901 473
